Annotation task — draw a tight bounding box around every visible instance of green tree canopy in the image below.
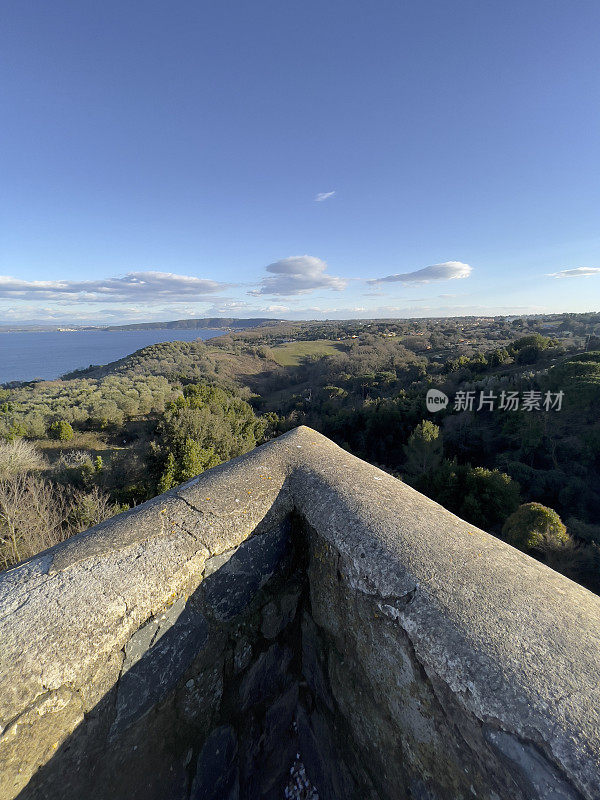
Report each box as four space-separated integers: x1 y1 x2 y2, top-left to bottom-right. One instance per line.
502 502 569 551
48 420 74 441
404 420 443 476
156 383 267 491
414 459 520 532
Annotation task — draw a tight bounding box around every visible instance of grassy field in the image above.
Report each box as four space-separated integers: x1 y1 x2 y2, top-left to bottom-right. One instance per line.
267 339 343 366
35 431 126 465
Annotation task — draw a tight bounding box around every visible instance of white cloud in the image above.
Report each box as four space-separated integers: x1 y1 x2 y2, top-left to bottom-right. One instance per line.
548 267 600 279
0 271 228 303
0 304 205 324
249 256 347 296
368 261 473 285
314 191 335 202
253 302 545 320
204 300 252 315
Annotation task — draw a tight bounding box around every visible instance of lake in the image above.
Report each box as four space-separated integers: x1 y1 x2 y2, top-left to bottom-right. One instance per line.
0 329 224 384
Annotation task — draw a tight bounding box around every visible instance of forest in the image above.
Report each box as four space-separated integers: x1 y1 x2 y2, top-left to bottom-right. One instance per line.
1 311 600 596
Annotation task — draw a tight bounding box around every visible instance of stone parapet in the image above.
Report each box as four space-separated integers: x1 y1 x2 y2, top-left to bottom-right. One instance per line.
1 427 598 800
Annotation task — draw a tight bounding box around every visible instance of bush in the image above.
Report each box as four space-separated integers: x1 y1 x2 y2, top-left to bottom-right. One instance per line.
0 474 126 571
0 474 68 568
511 333 552 352
0 439 45 478
52 450 96 489
413 459 520 532
153 383 268 492
68 486 128 532
502 502 569 551
48 419 74 441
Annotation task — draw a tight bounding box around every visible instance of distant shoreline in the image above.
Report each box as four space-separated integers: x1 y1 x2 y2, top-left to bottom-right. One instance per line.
0 328 226 384
0 317 281 334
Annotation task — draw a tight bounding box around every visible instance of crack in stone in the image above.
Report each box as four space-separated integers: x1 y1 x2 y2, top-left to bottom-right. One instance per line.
0 687 78 740
175 493 250 520
376 587 418 615
2 427 598 800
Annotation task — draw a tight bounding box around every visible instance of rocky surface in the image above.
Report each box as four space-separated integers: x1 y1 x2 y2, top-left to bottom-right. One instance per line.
1 426 599 800
285 756 319 800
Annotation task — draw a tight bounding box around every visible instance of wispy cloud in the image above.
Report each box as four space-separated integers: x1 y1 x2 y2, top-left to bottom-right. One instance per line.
0 304 210 324
314 191 335 202
548 267 600 279
0 271 229 303
240 302 544 320
249 256 347 296
203 300 252 315
368 261 473 285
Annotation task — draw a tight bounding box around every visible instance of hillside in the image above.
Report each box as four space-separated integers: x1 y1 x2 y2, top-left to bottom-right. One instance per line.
104 316 281 331
1 312 600 595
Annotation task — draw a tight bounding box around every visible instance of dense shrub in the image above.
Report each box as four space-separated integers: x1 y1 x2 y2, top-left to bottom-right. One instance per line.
502 502 569 551
0 439 45 478
48 420 74 441
0 474 124 570
413 460 520 532
155 383 267 491
403 420 442 475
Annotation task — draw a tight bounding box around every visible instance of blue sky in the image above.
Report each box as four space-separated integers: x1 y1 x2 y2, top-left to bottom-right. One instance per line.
1 0 600 323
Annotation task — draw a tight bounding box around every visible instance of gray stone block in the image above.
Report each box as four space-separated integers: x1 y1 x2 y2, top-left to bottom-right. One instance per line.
238 643 293 712
233 636 253 673
203 522 290 620
296 704 357 800
112 600 209 734
485 729 582 800
190 724 239 800
301 612 335 713
261 590 300 639
263 681 299 756
179 664 223 733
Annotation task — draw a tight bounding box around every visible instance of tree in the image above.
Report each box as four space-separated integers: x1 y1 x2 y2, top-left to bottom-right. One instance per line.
510 334 552 365
404 420 443 475
461 466 520 531
153 383 266 492
487 347 511 367
587 335 600 351
48 419 74 441
178 438 220 482
158 383 266 465
516 345 541 365
157 452 177 493
68 486 127 532
511 333 552 352
502 502 569 551
0 474 67 568
414 459 520 532
548 352 600 409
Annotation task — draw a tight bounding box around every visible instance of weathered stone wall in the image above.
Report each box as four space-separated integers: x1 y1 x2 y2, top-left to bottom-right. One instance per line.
1 427 599 800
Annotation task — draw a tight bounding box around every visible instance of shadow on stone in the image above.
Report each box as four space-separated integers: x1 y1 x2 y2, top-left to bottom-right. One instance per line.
13 514 308 800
